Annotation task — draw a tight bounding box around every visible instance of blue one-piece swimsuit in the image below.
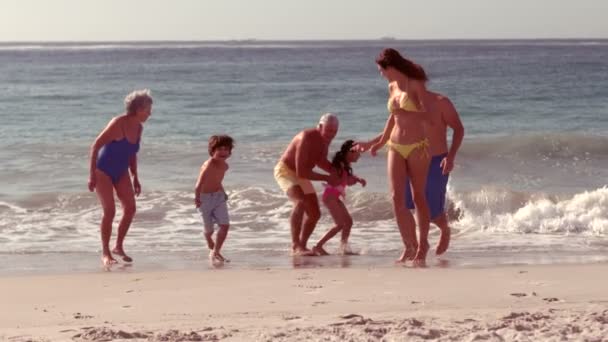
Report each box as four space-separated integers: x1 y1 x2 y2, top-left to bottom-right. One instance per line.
96 137 140 184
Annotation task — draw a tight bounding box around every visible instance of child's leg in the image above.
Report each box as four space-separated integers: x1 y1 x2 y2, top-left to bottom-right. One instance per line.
339 204 353 244
313 197 351 255
213 224 229 261
211 197 230 262
199 195 215 251
338 206 356 255
204 226 214 250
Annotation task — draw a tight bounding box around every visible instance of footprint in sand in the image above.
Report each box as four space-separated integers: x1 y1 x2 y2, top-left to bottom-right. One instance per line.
73 312 94 319
340 314 363 319
543 297 560 303
510 292 527 297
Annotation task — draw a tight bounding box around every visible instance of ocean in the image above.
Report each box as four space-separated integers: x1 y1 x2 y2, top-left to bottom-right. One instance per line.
1 40 607 274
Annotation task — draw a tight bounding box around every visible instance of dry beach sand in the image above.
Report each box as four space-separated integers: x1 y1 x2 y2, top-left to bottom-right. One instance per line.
1 263 607 341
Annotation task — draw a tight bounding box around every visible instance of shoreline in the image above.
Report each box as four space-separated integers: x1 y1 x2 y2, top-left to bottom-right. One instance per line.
1 263 607 341
2 251 608 277
3 248 608 273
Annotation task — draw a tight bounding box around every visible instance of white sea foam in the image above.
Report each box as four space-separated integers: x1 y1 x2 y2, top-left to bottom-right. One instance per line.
1 185 607 256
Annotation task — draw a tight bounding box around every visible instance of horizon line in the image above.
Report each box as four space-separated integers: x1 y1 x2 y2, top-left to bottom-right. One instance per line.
1 37 607 43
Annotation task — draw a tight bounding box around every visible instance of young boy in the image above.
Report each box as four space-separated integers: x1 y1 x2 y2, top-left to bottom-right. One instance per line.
194 135 234 263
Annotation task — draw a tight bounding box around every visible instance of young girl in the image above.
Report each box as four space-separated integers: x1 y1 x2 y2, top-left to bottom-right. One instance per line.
313 140 366 256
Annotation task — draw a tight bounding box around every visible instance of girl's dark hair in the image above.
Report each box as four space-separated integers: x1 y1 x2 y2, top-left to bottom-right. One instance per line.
375 48 428 81
331 140 355 177
208 135 234 156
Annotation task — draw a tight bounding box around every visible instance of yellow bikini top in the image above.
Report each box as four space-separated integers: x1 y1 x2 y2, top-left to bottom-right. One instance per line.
387 92 420 113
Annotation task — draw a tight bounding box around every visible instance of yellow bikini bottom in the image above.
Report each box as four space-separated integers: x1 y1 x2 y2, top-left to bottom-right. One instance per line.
387 139 429 159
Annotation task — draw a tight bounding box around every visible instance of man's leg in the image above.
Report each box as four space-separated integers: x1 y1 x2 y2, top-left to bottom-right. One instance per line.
432 213 450 255
299 193 321 250
426 153 451 255
286 186 309 254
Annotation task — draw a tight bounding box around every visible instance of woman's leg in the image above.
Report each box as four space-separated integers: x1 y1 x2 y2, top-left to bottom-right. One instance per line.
406 148 431 264
314 197 352 255
387 149 417 262
113 173 136 262
94 169 117 266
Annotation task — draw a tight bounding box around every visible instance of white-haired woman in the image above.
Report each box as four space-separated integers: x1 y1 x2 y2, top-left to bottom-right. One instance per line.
88 89 152 266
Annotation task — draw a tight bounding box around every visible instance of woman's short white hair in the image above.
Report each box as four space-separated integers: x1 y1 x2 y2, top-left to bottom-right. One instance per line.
124 89 153 115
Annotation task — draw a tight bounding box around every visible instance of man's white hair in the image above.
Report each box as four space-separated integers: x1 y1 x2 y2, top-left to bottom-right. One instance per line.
318 113 339 126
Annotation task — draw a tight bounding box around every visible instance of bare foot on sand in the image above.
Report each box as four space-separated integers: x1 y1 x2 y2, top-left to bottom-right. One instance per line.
413 241 429 266
312 245 329 256
395 245 417 263
292 246 316 256
112 248 133 263
435 227 451 255
216 251 230 263
208 250 231 264
209 251 225 265
339 244 359 256
102 254 118 267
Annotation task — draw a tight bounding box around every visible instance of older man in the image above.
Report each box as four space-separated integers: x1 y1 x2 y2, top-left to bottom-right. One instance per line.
274 113 340 255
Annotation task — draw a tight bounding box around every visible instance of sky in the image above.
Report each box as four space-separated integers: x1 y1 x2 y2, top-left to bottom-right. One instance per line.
1 0 607 41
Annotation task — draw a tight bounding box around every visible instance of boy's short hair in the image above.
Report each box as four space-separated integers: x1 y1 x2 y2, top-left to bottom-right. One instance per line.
208 135 234 156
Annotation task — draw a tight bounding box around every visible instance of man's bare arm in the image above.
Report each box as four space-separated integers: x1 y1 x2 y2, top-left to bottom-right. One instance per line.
439 97 465 174
316 145 333 173
442 98 465 160
295 134 330 181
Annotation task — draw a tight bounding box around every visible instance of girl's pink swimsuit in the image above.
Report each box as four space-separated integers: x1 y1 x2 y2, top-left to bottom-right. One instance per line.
322 173 348 201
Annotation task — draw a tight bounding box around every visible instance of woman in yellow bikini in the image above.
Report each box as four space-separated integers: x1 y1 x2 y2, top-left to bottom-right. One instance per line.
369 48 432 264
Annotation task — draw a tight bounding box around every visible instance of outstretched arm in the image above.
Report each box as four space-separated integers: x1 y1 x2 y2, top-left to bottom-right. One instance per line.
355 133 382 152
370 114 395 156
347 174 366 187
